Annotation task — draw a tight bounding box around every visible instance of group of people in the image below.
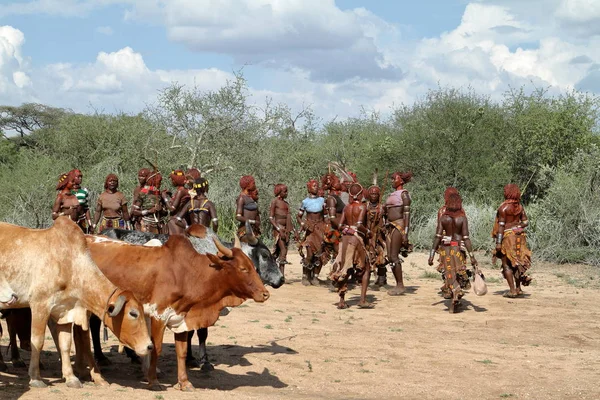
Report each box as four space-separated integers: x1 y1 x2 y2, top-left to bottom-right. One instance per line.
50 166 533 312
51 167 217 236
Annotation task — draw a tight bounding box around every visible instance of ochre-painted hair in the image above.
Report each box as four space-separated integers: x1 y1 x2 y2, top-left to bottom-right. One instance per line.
274 184 287 196
504 184 521 201
349 183 363 200
56 173 70 191
444 187 459 202
239 175 255 190
170 169 186 186
186 168 201 181
104 174 119 189
306 179 319 190
146 172 162 188
368 185 380 195
392 171 413 185
250 188 259 201
444 192 466 218
138 168 150 178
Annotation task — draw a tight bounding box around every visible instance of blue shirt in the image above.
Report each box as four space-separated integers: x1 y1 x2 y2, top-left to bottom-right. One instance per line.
300 197 325 213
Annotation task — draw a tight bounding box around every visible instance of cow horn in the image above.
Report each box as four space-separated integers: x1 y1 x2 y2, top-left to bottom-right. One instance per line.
245 221 258 246
108 295 127 317
212 236 233 258
234 234 242 249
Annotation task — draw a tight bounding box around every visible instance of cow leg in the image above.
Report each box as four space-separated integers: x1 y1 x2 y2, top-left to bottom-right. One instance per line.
56 322 83 388
89 315 111 366
6 311 26 368
0 323 6 372
185 331 200 368
28 308 50 388
196 328 213 372
146 321 166 391
72 325 108 386
174 331 194 391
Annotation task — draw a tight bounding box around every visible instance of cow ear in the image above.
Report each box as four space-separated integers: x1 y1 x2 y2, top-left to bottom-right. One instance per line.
206 253 225 269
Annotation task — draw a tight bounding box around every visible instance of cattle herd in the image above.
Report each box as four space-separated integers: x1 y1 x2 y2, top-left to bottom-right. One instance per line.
0 166 533 392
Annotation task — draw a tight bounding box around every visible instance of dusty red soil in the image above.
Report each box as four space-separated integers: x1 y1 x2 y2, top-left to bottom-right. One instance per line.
1 250 600 399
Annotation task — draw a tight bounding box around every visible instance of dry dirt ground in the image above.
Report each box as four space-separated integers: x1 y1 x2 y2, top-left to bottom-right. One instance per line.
1 250 600 400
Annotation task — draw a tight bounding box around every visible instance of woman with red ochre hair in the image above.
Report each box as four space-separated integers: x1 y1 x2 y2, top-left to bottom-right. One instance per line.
428 191 479 313
383 171 414 295
163 169 190 235
269 184 292 278
131 170 163 233
492 184 532 298
236 175 261 239
297 179 327 286
52 171 83 224
93 174 130 233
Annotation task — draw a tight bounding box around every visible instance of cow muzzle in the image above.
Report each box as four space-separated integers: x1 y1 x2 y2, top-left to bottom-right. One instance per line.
0 293 18 306
254 290 270 302
135 342 155 356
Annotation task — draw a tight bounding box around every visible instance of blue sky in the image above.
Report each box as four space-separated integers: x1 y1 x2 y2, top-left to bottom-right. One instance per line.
1 0 599 120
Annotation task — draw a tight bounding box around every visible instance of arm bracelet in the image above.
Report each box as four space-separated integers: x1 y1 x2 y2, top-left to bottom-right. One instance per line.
211 218 218 222
521 219 529 227
429 249 436 258
496 233 503 244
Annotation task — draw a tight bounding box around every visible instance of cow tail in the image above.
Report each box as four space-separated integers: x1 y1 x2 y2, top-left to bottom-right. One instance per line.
103 325 108 342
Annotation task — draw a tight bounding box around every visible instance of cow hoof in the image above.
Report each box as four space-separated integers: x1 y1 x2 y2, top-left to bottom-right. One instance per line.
174 381 195 391
66 377 83 389
149 383 166 391
95 356 112 367
186 358 201 369
200 361 214 372
12 359 27 368
20 342 32 352
0 362 8 372
301 277 310 286
29 379 47 388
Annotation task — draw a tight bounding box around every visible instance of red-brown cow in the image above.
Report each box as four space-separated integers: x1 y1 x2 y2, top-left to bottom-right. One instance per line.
75 227 269 390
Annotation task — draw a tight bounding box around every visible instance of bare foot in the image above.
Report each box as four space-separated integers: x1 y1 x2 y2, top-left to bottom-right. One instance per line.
503 291 518 298
388 286 406 296
337 301 349 309
357 301 374 309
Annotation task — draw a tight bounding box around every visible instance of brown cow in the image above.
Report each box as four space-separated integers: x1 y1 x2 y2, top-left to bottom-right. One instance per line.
74 227 270 390
0 217 153 388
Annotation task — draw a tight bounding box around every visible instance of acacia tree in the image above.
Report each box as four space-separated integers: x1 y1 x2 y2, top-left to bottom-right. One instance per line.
0 103 67 142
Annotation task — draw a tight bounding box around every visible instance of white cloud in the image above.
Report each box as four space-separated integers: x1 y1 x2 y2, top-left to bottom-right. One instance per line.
123 0 402 83
0 26 32 104
35 47 234 112
3 1 600 122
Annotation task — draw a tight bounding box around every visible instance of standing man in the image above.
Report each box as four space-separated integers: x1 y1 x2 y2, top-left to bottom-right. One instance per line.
269 184 293 278
330 183 371 309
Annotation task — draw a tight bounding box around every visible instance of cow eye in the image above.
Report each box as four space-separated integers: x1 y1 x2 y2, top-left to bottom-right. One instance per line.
240 266 249 273
129 310 139 319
